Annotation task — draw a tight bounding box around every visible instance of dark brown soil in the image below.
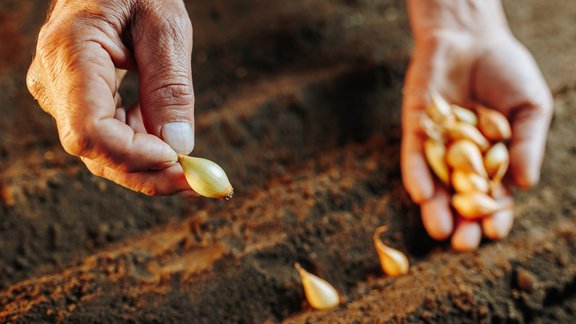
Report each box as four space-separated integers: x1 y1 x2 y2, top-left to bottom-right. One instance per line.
1 0 575 322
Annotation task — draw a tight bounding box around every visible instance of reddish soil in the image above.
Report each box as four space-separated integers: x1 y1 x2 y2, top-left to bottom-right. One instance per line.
0 0 575 322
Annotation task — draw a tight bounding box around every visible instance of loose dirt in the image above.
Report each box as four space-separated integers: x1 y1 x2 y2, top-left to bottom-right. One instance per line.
0 0 575 322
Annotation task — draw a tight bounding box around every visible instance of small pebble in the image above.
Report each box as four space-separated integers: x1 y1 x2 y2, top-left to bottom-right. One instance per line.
516 267 538 293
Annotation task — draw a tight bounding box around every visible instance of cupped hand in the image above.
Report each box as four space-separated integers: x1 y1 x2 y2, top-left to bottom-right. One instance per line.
27 0 195 195
402 1 553 249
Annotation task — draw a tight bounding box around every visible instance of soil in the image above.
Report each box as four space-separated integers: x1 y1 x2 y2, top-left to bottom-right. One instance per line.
0 0 575 322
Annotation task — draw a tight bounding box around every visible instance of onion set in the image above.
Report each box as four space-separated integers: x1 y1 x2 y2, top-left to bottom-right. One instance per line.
421 95 514 251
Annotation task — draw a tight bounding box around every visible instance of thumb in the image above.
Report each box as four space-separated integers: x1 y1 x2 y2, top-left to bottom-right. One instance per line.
509 101 553 188
472 38 553 188
132 1 195 155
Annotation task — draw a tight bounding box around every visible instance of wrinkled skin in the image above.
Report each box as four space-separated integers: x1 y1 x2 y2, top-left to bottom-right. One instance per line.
402 0 553 248
27 0 195 196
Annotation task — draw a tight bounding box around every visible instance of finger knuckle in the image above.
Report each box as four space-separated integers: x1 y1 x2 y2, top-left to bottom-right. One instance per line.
172 13 193 38
139 185 158 196
26 62 56 115
133 1 192 45
60 125 94 158
157 13 191 40
26 64 43 98
145 1 191 31
84 162 105 178
150 82 195 108
36 21 57 46
525 91 553 117
36 24 64 62
32 26 61 79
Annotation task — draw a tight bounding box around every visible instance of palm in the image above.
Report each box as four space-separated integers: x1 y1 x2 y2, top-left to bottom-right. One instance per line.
401 33 552 249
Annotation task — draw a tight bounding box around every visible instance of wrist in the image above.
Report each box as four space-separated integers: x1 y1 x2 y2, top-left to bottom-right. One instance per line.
407 0 511 43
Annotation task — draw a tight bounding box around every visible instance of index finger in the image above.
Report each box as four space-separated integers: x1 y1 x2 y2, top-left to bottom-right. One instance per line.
401 90 435 203
42 35 178 172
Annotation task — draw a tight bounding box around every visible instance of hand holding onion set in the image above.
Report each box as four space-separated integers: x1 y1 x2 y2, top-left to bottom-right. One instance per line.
291 93 519 310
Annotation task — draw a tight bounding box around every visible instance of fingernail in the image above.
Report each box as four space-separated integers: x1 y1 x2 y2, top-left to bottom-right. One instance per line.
162 122 194 154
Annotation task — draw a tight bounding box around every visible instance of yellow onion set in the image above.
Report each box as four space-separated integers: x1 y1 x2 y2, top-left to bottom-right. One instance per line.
294 225 410 310
422 94 514 251
178 155 234 200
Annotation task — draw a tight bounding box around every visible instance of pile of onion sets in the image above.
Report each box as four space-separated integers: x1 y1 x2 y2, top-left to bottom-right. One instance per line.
422 94 514 251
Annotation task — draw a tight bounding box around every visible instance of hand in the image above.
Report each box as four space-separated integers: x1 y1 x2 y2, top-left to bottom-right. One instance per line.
401 0 553 250
27 0 195 195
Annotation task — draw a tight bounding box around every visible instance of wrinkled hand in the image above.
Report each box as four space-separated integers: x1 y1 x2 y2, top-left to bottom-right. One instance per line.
402 0 553 250
27 0 195 195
